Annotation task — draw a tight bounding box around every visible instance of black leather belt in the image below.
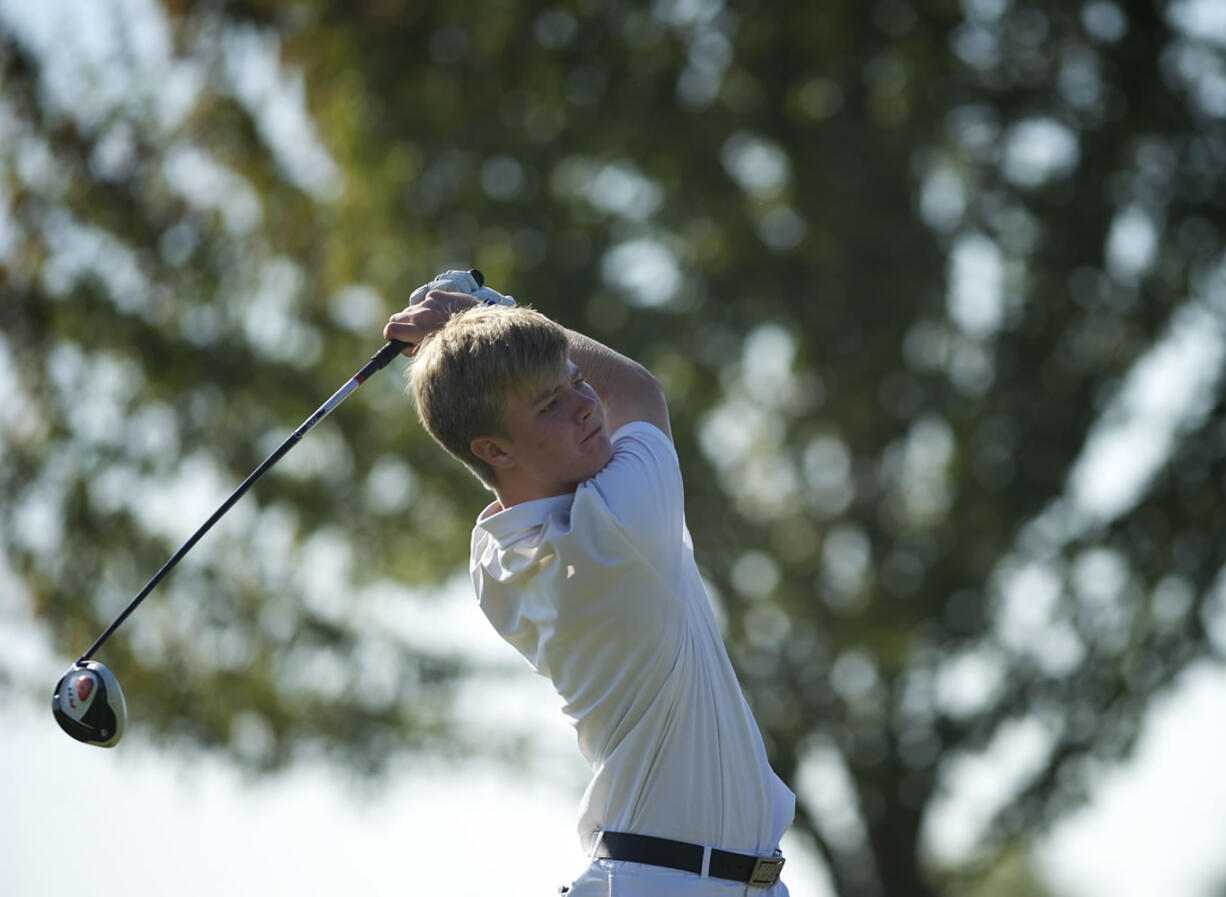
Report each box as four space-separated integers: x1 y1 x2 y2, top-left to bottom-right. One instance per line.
596 831 785 887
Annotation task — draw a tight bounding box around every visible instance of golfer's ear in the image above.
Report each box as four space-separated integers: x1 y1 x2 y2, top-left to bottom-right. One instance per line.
471 436 514 469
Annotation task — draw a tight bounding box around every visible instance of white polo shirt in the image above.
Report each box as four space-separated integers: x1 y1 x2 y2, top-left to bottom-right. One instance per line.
470 421 795 856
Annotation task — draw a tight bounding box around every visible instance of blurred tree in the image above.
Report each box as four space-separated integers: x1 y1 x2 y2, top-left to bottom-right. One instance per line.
2 0 1224 893
935 841 1059 897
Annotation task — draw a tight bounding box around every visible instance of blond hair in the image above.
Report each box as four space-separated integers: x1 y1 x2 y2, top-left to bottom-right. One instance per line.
409 305 569 489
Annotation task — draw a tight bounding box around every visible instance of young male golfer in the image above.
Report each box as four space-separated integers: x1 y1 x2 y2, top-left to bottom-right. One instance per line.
384 272 794 895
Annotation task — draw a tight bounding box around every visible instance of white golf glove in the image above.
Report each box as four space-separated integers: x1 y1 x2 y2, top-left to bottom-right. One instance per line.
409 269 516 307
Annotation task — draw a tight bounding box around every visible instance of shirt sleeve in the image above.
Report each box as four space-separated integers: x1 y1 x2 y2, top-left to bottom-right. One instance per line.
575 421 686 570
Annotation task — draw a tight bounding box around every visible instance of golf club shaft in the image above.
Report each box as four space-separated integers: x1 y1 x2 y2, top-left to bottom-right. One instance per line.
77 339 409 664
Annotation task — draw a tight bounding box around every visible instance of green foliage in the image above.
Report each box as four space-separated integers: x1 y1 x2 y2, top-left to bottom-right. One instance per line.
2 0 1225 894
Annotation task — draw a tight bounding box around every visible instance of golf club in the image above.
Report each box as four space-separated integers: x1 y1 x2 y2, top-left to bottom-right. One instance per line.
52 269 491 747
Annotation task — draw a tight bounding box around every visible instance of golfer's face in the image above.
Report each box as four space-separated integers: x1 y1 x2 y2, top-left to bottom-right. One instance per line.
503 359 613 495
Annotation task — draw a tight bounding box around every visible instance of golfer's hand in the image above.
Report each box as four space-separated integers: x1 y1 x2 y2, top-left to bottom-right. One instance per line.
383 290 480 355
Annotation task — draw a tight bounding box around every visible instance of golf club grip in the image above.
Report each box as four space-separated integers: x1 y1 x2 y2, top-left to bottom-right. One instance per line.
358 339 410 382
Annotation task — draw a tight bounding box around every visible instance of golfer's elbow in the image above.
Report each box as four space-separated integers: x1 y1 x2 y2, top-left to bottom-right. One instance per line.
612 363 672 438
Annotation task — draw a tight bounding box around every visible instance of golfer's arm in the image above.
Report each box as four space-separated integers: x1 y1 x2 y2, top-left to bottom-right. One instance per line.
566 329 672 440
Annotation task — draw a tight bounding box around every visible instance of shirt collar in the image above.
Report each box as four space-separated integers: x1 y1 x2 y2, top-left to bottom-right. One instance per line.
475 493 573 546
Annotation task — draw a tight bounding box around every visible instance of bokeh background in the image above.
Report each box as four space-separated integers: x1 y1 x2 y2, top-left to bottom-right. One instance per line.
3 0 1226 894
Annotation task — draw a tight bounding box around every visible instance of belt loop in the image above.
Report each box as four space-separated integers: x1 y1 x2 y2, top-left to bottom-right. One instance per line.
589 830 606 861
700 845 712 879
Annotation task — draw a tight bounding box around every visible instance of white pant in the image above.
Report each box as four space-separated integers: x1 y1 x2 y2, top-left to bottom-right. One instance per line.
561 858 791 897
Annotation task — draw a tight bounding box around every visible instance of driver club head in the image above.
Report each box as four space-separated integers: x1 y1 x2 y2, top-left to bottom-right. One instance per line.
52 661 127 748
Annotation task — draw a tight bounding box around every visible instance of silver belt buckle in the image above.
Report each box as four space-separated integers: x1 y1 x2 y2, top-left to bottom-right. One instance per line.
749 856 785 887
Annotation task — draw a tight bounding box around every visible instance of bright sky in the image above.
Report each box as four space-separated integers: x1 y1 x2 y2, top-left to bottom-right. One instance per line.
1038 662 1226 897
2 697 592 897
